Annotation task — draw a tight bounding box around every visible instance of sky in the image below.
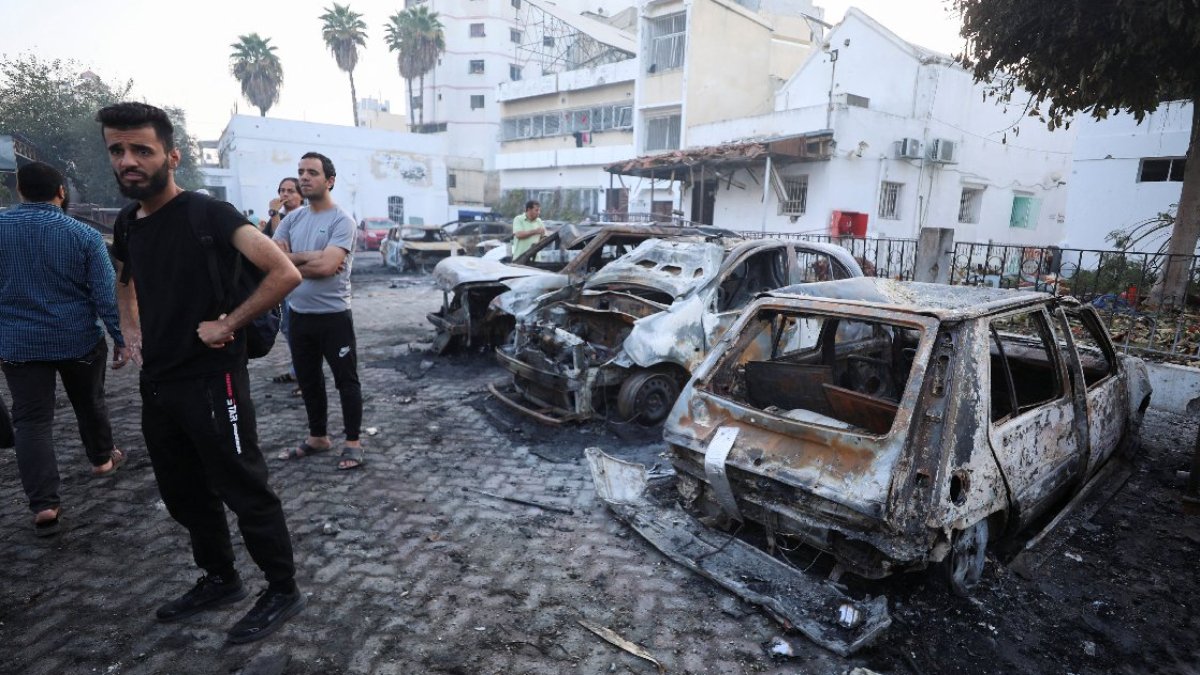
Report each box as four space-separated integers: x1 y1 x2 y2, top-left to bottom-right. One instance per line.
0 0 965 142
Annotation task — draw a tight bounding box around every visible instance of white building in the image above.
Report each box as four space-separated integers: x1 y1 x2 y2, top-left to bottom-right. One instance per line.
494 2 638 218
201 116 466 225
610 8 1076 244
1063 101 1193 252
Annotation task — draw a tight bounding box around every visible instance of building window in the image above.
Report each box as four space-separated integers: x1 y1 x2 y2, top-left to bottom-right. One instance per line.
845 93 870 108
447 173 457 189
780 176 808 215
1138 158 1186 182
646 12 687 73
500 104 632 141
958 187 983 224
388 196 404 223
470 95 486 109
510 64 522 81
878 181 902 220
1009 193 1040 229
510 29 522 43
511 0 520 8
645 114 681 151
469 23 486 37
469 60 485 74
543 36 555 47
411 95 422 110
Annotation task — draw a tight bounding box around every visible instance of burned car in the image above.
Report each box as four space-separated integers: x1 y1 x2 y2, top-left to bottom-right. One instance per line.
381 224 465 273
652 279 1150 592
442 219 512 256
427 224 735 353
491 239 863 425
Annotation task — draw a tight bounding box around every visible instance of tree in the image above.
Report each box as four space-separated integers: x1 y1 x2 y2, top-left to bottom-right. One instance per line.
230 33 283 117
0 55 202 207
384 7 445 128
954 0 1200 307
320 3 368 127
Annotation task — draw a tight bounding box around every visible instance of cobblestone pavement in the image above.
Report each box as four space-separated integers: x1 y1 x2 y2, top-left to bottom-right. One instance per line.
2 257 1198 675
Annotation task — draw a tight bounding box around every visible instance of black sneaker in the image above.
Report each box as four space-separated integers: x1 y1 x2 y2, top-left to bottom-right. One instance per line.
226 587 306 644
155 574 248 622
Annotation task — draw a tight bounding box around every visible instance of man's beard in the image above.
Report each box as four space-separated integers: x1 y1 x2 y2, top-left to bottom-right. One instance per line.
114 160 170 200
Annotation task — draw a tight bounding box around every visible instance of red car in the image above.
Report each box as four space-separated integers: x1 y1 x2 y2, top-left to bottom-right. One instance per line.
357 217 393 251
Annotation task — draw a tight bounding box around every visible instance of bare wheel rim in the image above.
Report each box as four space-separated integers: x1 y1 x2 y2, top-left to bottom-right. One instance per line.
618 372 679 425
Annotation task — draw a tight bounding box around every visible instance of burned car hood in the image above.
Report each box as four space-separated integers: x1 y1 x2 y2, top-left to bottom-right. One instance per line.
582 239 723 298
432 256 553 292
405 241 462 253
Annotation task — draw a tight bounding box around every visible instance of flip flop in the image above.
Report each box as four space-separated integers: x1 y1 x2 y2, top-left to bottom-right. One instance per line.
33 508 61 538
277 442 331 461
336 446 365 471
271 372 296 384
92 448 126 477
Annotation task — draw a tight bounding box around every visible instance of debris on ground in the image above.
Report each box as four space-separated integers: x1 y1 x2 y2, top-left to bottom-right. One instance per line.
578 619 664 674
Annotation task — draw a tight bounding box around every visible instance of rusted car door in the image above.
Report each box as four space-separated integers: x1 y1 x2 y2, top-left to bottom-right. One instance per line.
1061 306 1124 477
985 307 1083 522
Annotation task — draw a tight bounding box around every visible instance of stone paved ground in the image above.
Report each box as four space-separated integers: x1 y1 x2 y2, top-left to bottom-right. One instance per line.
2 256 1198 675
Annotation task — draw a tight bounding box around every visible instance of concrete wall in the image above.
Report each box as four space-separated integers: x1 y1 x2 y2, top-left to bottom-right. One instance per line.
1145 361 1200 416
1063 101 1192 251
684 0 774 128
209 116 454 225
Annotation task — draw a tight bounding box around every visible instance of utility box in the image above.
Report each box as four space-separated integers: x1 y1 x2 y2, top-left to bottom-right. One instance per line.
830 210 869 238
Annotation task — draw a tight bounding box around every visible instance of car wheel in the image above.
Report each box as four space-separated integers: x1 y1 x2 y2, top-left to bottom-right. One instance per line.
400 255 414 273
943 518 989 596
616 371 680 426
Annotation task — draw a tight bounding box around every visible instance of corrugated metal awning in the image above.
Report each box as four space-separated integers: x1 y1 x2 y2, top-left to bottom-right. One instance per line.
605 131 835 181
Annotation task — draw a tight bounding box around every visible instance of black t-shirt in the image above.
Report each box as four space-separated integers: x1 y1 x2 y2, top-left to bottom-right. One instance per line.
112 191 253 382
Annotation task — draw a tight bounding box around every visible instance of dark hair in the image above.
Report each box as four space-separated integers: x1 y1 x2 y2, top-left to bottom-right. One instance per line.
16 162 65 203
301 152 336 179
95 102 176 151
278 177 301 193
525 200 540 211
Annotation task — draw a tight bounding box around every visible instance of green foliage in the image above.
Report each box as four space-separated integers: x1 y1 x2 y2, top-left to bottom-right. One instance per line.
384 6 446 126
230 33 283 117
0 55 202 206
497 189 587 222
1069 255 1159 299
320 3 368 126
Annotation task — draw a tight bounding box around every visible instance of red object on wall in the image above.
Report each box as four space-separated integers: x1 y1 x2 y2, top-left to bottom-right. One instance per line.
829 210 869 237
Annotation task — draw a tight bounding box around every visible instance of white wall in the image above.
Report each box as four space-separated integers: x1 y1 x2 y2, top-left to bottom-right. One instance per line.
207 116 454 225
1063 101 1193 251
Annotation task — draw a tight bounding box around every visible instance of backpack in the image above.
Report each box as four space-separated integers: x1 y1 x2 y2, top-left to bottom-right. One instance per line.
115 193 282 359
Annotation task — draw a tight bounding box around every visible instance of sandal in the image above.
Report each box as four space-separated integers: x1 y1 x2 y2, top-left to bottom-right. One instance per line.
337 446 365 471
277 441 331 461
34 507 61 537
92 448 126 477
271 372 296 384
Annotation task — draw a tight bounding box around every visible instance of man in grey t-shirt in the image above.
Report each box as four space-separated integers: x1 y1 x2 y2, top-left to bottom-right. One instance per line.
273 152 365 470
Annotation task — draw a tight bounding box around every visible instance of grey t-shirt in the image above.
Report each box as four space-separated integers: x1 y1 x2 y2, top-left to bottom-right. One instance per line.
274 205 357 313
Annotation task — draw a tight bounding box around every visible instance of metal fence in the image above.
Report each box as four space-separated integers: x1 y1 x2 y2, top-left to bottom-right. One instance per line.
950 241 1200 362
738 231 920 281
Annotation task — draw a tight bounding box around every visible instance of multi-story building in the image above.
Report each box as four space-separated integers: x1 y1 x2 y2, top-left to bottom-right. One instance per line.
609 7 1076 244
495 3 637 218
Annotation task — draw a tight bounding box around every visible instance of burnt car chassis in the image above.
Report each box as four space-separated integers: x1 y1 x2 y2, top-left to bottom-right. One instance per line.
586 279 1151 655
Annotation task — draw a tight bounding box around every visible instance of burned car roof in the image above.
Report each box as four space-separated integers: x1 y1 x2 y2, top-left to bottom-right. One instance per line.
582 239 724 298
765 277 1053 320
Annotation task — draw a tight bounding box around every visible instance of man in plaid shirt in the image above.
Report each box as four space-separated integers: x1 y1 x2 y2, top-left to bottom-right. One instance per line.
0 161 127 536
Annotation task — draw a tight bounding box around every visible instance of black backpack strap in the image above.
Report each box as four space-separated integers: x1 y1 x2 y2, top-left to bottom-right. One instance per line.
186 193 231 314
114 202 140 284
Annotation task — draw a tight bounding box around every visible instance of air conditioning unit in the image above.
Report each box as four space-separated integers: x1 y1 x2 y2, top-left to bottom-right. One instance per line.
929 138 957 163
896 138 922 159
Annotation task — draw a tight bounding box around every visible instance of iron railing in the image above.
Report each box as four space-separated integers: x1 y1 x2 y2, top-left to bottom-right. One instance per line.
950 241 1200 361
737 232 919 281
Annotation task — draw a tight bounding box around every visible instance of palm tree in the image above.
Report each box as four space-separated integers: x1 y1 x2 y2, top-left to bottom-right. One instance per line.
384 6 445 128
319 3 368 127
230 33 283 117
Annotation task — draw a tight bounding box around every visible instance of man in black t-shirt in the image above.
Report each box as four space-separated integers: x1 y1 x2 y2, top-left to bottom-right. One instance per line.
101 102 306 644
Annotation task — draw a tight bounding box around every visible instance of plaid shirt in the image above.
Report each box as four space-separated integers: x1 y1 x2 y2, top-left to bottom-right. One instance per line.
0 202 123 361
